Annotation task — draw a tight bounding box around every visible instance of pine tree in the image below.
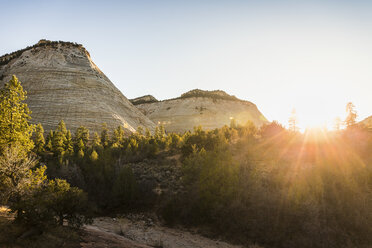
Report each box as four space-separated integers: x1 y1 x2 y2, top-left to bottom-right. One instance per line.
100 123 110 148
136 126 144 136
345 102 357 128
230 118 237 129
92 132 102 150
45 130 54 151
155 125 165 140
89 150 98 161
288 108 298 132
75 126 89 146
52 122 67 156
77 139 85 152
112 126 125 147
0 75 34 155
34 123 45 154
65 130 74 154
145 128 151 139
56 120 67 135
333 117 342 131
77 149 84 159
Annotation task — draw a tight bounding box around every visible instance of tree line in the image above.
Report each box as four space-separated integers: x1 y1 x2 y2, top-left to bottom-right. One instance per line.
1 75 371 248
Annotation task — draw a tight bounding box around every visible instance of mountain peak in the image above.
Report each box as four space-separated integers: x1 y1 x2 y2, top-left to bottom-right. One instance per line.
179 89 239 101
0 40 156 133
0 40 90 68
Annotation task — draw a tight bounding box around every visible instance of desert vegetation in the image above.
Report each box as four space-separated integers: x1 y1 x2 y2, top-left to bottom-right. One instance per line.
0 39 88 66
1 76 371 247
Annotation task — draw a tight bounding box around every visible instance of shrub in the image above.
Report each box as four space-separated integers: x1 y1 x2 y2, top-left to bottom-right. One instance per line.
10 166 92 228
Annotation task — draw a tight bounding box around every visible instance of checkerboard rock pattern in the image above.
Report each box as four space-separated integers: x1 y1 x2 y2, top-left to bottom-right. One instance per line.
0 40 156 133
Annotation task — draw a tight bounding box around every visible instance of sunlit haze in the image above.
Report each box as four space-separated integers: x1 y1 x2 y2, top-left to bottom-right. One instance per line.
1 0 371 130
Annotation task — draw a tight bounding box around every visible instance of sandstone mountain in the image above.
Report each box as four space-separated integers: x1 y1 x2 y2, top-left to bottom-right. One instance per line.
0 40 156 133
360 115 372 128
130 89 268 133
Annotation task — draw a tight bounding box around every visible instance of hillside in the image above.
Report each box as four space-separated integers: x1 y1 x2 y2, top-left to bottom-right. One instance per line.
0 40 155 133
360 115 372 128
133 89 268 132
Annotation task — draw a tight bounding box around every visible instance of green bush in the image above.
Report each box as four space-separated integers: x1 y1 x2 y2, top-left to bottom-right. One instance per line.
10 166 92 228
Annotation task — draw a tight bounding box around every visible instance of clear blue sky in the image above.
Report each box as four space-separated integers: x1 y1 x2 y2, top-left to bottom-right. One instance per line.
1 0 372 128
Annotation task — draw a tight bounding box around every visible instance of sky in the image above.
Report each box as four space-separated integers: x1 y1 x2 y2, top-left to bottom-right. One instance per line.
1 0 372 129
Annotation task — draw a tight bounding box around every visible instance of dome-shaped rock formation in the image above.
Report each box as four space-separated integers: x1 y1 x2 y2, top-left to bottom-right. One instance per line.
133 89 268 133
0 40 156 133
360 115 372 128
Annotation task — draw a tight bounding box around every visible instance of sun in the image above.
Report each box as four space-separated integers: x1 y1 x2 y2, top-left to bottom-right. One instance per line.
294 110 337 132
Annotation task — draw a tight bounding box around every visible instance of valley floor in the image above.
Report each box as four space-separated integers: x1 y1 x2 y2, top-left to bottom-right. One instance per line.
1 207 248 248
82 216 245 248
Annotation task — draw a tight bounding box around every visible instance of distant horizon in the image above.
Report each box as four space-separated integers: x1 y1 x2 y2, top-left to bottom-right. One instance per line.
2 0 371 130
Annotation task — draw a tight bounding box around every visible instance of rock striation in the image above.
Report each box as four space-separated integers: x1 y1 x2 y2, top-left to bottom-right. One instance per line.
0 40 156 133
133 89 268 133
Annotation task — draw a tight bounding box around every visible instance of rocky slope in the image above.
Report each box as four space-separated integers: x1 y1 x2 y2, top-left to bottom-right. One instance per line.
88 216 245 248
0 40 155 133
131 89 268 133
360 115 372 128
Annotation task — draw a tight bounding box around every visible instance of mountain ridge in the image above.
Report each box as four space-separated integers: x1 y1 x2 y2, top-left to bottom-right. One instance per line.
130 89 255 105
0 40 156 133
132 89 268 133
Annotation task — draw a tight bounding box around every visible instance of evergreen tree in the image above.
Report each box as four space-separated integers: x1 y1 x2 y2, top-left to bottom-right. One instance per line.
128 137 138 153
112 126 125 147
100 123 110 148
77 149 84 159
0 75 34 155
77 139 85 152
45 130 54 151
145 128 151 139
136 126 144 136
75 126 89 146
56 120 67 135
34 123 45 154
345 102 357 128
52 120 68 156
64 130 74 154
89 150 98 161
333 117 342 131
155 125 165 140
288 108 298 132
92 132 102 150
230 118 237 129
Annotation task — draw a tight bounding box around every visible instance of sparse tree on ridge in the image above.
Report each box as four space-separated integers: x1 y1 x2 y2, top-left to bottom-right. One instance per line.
288 108 298 132
333 117 342 131
345 102 357 128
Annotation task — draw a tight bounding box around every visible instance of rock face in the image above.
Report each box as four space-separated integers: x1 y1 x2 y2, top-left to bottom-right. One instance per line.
130 95 158 105
361 116 372 128
133 89 268 133
0 40 156 133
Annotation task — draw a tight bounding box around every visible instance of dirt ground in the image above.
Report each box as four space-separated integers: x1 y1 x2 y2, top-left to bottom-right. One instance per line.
1 207 255 248
86 216 244 248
